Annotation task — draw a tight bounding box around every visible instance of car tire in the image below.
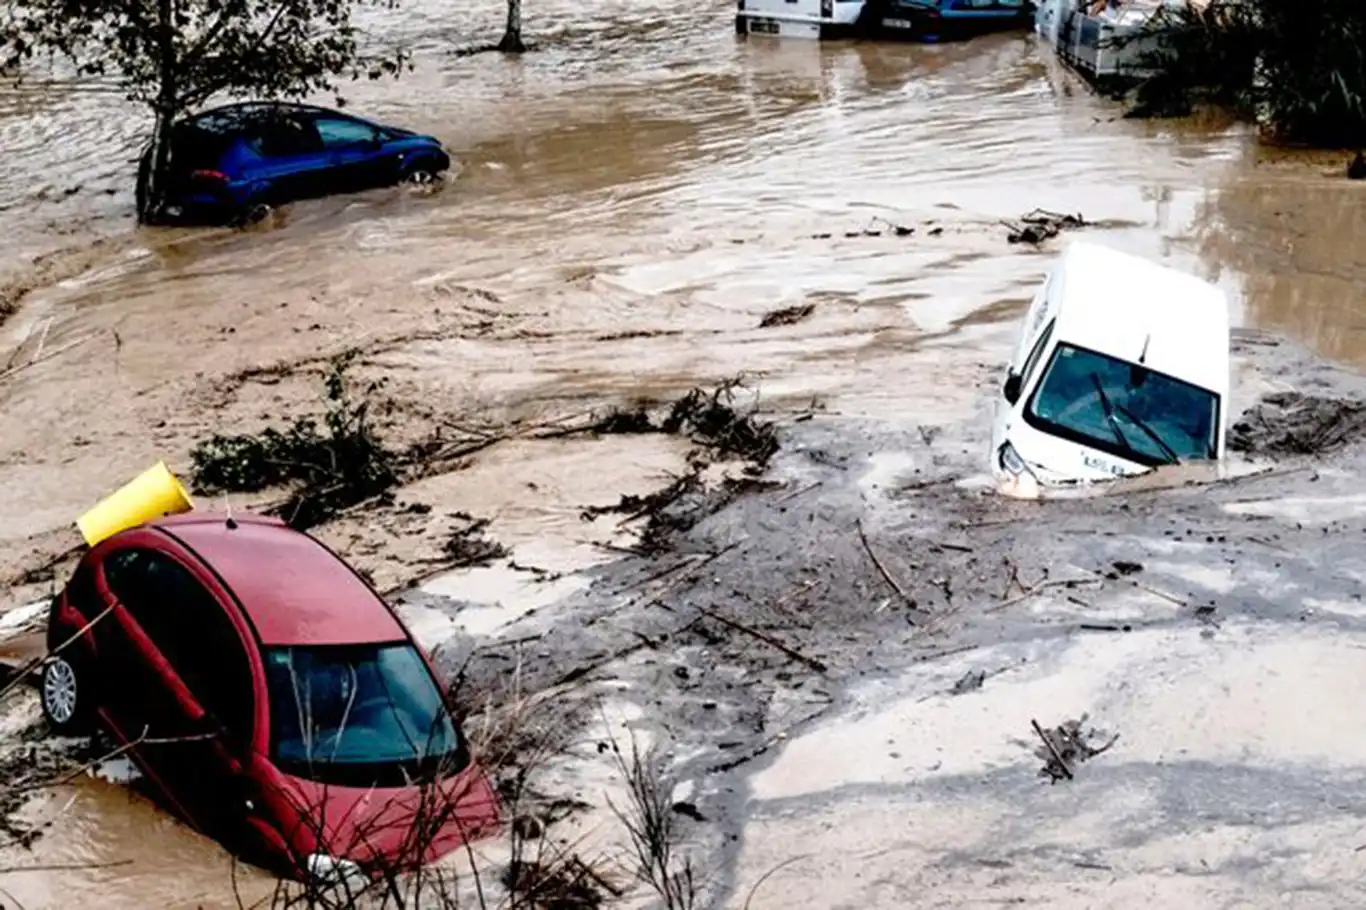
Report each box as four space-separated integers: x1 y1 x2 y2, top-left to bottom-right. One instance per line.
400 164 439 187
240 203 274 227
41 654 91 736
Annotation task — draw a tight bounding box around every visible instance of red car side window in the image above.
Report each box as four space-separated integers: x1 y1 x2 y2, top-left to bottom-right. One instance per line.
104 549 255 745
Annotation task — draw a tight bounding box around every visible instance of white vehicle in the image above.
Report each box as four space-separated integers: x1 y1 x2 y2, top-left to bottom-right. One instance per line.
734 0 867 39
990 241 1229 494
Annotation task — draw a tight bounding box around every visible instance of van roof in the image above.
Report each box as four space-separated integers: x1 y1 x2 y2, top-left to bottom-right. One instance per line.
1050 241 1229 395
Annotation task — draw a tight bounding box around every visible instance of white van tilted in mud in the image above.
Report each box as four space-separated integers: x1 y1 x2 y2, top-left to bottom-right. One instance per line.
990 241 1229 494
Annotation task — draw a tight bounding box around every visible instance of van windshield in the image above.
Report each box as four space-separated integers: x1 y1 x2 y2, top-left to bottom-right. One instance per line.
1024 344 1219 467
264 643 467 788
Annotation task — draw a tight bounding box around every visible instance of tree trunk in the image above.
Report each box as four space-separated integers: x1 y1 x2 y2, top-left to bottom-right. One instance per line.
139 109 177 225
139 0 178 224
497 0 526 53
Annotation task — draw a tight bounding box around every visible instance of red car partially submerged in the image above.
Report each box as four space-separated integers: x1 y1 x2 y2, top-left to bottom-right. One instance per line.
40 511 499 879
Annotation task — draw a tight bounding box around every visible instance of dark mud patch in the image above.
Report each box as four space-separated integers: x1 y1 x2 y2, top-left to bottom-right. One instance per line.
1229 391 1366 456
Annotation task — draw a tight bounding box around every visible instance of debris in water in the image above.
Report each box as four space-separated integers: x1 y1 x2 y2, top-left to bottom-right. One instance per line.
1228 391 1366 456
1003 209 1088 245
1110 560 1143 577
1031 715 1119 783
444 514 509 568
671 801 706 822
812 217 914 241
950 669 986 695
759 303 816 329
591 405 656 435
587 379 779 465
661 379 779 465
189 353 398 529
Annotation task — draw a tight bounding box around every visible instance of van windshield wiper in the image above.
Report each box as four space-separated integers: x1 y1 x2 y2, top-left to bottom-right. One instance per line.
1114 402 1181 465
1090 373 1135 454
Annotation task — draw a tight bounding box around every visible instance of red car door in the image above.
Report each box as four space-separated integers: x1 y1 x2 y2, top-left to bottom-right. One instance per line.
100 545 259 841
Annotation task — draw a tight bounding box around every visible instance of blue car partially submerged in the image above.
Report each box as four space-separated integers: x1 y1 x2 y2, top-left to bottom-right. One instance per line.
137 102 452 224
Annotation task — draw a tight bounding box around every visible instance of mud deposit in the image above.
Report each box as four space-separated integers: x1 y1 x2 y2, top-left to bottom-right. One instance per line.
4 0 1366 906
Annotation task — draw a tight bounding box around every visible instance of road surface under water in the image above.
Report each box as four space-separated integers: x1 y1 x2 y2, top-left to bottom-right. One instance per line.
1 0 1365 905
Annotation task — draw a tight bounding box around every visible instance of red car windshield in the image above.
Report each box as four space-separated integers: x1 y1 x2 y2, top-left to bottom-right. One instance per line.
264 643 466 787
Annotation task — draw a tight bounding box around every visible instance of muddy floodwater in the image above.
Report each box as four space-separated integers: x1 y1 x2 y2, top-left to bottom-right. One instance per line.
3 0 1366 907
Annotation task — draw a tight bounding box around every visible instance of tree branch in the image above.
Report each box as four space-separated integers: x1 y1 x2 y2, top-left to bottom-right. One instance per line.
179 1 298 107
181 0 241 65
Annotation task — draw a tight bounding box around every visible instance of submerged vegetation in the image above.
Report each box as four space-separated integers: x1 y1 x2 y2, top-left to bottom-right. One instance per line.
190 355 400 529
1131 0 1366 146
191 359 780 539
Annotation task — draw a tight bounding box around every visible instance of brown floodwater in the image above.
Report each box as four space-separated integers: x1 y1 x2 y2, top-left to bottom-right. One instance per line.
1 0 1364 905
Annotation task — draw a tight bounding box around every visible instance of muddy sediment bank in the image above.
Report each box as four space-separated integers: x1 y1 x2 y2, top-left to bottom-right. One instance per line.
5 330 1366 907
427 332 1366 909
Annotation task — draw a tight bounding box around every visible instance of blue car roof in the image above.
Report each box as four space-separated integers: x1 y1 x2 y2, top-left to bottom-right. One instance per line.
183 102 379 133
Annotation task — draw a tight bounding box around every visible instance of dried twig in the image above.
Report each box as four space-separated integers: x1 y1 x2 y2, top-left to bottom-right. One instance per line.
695 607 826 674
986 577 1100 613
1000 560 1022 600
0 603 115 705
774 481 822 504
0 883 28 910
0 333 98 384
856 518 917 619
743 855 812 910
1031 718 1073 781
0 859 133 874
1078 566 1187 607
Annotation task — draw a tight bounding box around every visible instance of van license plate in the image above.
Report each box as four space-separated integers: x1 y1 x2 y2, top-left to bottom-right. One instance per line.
882 17 914 28
751 17 779 33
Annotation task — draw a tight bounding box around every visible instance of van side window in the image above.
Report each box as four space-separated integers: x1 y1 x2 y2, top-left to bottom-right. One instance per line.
104 549 255 744
1020 318 1057 390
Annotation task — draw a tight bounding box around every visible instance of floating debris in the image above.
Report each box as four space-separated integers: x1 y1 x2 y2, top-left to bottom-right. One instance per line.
1031 714 1119 783
1228 391 1366 456
950 669 986 695
1004 209 1088 245
759 303 816 329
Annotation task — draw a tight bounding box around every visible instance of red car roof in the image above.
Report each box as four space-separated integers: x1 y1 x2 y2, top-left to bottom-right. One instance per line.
153 513 407 647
